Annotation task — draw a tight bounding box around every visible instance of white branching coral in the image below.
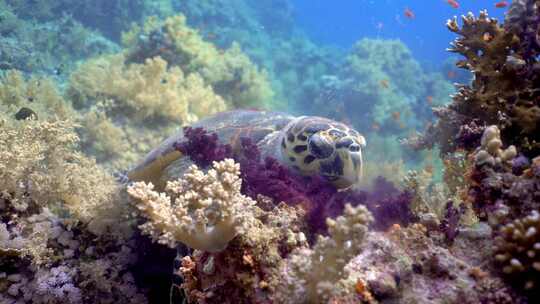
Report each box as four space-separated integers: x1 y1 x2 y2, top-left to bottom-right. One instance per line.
127 158 256 252
277 204 373 303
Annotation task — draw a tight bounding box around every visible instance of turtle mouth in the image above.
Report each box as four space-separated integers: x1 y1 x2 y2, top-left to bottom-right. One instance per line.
325 150 363 188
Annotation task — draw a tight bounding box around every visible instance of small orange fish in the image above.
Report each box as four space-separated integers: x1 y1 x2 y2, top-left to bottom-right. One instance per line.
380 79 390 89
392 111 401 121
399 122 406 129
495 1 508 8
206 32 217 40
426 95 433 105
483 32 493 42
404 7 415 19
447 0 460 9
371 123 380 131
447 70 457 79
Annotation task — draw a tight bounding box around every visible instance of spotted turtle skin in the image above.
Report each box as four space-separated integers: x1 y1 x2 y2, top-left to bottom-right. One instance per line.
128 109 366 189
280 115 366 188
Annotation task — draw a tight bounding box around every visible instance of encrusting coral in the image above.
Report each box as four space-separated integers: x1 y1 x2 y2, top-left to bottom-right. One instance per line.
128 158 256 252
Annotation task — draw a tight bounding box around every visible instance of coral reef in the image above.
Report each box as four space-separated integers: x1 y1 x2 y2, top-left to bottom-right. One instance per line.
177 200 307 304
494 210 540 290
275 204 373 303
128 159 256 252
0 108 149 302
122 14 274 109
0 115 124 228
0 3 117 76
1 1 539 303
417 4 540 157
68 54 226 170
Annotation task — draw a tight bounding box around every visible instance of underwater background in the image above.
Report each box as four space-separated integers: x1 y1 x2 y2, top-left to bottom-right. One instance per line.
1 0 539 303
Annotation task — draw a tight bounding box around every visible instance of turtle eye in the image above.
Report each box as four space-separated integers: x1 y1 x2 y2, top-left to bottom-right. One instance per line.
349 144 360 152
308 134 334 158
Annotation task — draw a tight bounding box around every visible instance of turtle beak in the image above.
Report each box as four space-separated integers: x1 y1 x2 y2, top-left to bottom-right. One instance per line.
329 149 363 189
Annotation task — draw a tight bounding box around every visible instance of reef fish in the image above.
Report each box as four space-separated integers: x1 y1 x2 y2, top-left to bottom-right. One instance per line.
404 7 415 19
495 1 508 8
447 0 460 9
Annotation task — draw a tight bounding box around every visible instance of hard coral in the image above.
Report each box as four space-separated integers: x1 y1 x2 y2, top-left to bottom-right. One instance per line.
494 210 540 290
176 201 307 304
420 7 540 156
275 204 373 304
128 159 256 252
474 125 517 167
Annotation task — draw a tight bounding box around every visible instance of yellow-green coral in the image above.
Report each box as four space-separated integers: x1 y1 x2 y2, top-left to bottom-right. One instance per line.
68 54 226 123
122 14 274 109
0 113 126 234
67 54 227 169
0 70 73 120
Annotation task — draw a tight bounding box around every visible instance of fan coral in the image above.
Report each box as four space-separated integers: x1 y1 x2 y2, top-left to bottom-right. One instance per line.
275 204 373 303
127 159 256 252
494 210 540 290
122 14 274 109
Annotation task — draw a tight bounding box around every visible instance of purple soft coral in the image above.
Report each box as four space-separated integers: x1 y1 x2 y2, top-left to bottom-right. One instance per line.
173 127 232 168
175 128 415 236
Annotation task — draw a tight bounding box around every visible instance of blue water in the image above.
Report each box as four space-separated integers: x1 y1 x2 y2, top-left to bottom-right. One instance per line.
292 0 507 64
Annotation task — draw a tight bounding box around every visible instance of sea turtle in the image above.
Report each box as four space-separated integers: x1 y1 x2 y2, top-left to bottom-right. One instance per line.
127 109 366 189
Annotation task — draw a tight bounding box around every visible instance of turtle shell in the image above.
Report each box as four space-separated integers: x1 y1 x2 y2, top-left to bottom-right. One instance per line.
127 109 294 188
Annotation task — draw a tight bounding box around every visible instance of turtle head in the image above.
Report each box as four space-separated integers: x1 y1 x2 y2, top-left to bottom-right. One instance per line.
280 116 366 188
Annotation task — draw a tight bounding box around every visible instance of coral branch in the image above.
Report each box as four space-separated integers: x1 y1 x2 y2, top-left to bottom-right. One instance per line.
128 159 256 252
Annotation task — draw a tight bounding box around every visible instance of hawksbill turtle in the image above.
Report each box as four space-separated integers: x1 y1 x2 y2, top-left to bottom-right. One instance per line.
127 109 366 189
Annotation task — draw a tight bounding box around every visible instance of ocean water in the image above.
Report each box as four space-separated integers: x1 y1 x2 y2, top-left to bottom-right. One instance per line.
2 1 538 303
293 0 507 64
